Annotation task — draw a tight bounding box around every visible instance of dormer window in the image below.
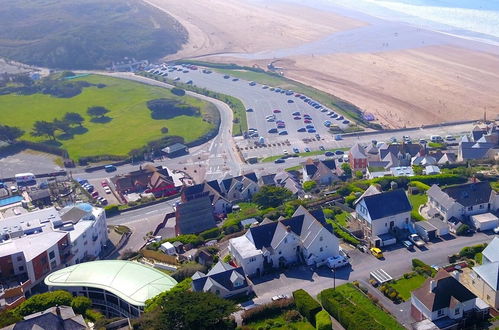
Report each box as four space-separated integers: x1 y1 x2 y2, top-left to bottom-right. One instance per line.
454 308 459 315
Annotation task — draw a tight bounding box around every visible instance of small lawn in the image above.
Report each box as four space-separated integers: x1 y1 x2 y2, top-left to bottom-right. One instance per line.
285 165 302 172
244 311 314 330
408 193 428 221
335 284 404 330
261 148 348 163
390 274 427 301
222 202 260 231
335 211 350 227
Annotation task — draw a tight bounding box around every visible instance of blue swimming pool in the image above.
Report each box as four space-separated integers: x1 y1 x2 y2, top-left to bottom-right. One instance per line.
0 195 24 207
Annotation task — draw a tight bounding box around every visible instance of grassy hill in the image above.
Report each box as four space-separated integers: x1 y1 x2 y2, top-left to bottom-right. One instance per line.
0 0 187 69
0 74 217 160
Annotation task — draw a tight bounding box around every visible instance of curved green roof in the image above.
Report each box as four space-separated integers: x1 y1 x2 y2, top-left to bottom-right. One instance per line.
44 260 177 306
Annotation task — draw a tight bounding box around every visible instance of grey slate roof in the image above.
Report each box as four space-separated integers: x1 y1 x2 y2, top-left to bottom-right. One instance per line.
349 143 367 159
442 181 492 207
3 306 86 330
176 196 216 234
482 237 499 263
474 261 499 291
362 189 412 220
191 261 248 293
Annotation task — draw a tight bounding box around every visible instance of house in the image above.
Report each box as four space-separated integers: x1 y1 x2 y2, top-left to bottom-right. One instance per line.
458 124 499 162
162 143 188 158
259 171 303 196
159 242 176 255
174 196 217 235
411 269 489 329
1 305 87 330
219 173 259 202
28 189 52 207
228 206 339 276
302 159 340 185
354 187 412 247
427 181 499 222
197 250 214 266
111 164 178 198
191 261 251 298
181 180 231 215
349 143 368 170
377 143 425 168
462 237 499 310
424 165 441 176
414 218 449 242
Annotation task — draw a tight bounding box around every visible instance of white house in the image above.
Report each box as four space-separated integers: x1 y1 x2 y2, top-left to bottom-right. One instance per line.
220 173 260 202
411 269 489 329
302 159 340 185
354 187 412 247
427 181 499 222
228 206 339 276
191 261 251 298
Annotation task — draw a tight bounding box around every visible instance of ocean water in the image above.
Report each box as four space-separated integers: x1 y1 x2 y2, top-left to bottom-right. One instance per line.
324 0 499 45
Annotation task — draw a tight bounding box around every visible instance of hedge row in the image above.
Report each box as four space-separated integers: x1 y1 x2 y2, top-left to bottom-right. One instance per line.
365 174 467 187
292 289 322 326
315 310 332 330
320 288 385 330
331 222 360 246
408 181 431 191
411 259 436 277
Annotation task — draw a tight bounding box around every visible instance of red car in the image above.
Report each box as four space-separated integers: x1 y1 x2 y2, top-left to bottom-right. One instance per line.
273 109 281 113
295 94 301 97
304 119 312 123
101 180 108 187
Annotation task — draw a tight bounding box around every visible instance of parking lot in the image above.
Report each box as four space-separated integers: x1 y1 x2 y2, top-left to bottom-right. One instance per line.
148 65 349 141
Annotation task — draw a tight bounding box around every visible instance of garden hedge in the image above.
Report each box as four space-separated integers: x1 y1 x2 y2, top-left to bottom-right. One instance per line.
315 310 332 330
292 289 322 326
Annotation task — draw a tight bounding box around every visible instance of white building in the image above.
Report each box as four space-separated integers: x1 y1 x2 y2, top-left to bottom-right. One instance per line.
354 187 412 247
228 206 339 276
0 204 108 302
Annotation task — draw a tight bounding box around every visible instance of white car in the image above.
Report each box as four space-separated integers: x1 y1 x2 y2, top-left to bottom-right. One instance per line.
408 234 425 248
104 187 112 194
271 294 289 301
493 226 499 234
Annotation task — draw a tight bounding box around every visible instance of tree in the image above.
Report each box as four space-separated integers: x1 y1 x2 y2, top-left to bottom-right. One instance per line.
71 296 92 315
0 125 24 143
302 180 317 192
252 185 293 209
16 290 73 316
87 106 110 118
31 121 57 140
53 119 71 134
341 163 352 177
63 112 85 127
354 170 364 179
139 291 237 330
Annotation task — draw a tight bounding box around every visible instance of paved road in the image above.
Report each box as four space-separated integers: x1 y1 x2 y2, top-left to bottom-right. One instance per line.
250 232 496 327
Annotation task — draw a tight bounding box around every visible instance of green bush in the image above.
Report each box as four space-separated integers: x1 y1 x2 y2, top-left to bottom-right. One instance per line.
459 243 487 259
456 224 470 236
171 87 186 96
85 309 104 322
199 227 221 240
475 252 483 264
17 290 73 316
104 204 119 216
412 259 436 277
331 222 359 245
303 180 318 192
292 289 322 326
408 181 430 191
71 296 92 315
315 310 332 330
165 234 203 247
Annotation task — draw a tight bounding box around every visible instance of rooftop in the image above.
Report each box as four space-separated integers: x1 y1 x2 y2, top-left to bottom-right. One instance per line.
361 189 412 220
44 260 177 307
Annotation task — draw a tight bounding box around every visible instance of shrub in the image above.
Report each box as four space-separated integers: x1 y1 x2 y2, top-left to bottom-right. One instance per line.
104 204 119 216
85 309 104 322
283 310 302 322
331 222 359 245
199 227 221 240
165 234 203 247
303 180 318 192
292 289 322 326
456 224 470 236
315 310 332 330
17 290 73 316
171 87 186 96
475 252 483 264
408 181 430 191
71 296 92 315
171 263 207 282
459 243 487 259
411 259 426 269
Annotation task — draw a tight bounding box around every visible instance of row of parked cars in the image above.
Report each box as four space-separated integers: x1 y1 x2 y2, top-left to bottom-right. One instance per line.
79 180 108 206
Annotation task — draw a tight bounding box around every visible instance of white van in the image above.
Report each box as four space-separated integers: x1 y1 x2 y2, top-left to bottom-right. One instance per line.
15 173 36 185
326 255 349 269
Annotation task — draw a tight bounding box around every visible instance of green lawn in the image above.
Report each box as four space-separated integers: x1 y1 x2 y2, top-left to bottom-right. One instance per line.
222 202 260 230
335 211 350 227
408 193 428 221
336 284 404 330
390 274 427 301
244 311 314 330
285 165 302 172
261 148 348 163
0 74 214 159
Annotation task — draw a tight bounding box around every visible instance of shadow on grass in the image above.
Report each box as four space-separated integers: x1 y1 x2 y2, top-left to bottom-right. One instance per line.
70 126 88 135
90 116 112 123
42 139 62 147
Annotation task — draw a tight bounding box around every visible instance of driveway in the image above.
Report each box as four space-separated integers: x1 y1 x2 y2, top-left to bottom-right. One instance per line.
249 232 495 322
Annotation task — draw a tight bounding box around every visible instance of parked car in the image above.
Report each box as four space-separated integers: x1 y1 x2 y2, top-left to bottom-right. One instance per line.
445 135 456 141
293 147 299 153
402 240 414 250
101 180 108 187
327 256 349 269
319 146 325 151
304 147 311 152
292 112 300 116
104 187 112 194
408 234 425 248
223 75 230 79
271 294 289 301
325 151 334 157
335 150 344 155
297 127 306 132
273 109 281 113
104 165 117 172
335 134 342 141
274 159 285 164
370 247 383 259
249 81 256 86
278 131 288 135
268 128 278 133
246 108 254 112
287 99 294 103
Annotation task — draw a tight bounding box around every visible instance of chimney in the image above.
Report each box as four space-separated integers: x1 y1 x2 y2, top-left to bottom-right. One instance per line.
429 280 437 293
55 305 61 318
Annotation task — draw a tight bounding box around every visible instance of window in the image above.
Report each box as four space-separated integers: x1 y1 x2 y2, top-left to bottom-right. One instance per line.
17 255 22 262
319 236 323 242
49 251 55 259
249 257 256 263
437 309 444 317
487 295 490 301
18 266 24 272
454 308 460 315
279 251 282 255
479 204 484 209
320 247 323 252
468 206 473 211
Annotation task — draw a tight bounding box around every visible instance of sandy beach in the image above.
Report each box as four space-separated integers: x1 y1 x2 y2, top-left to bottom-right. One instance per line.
145 0 499 128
